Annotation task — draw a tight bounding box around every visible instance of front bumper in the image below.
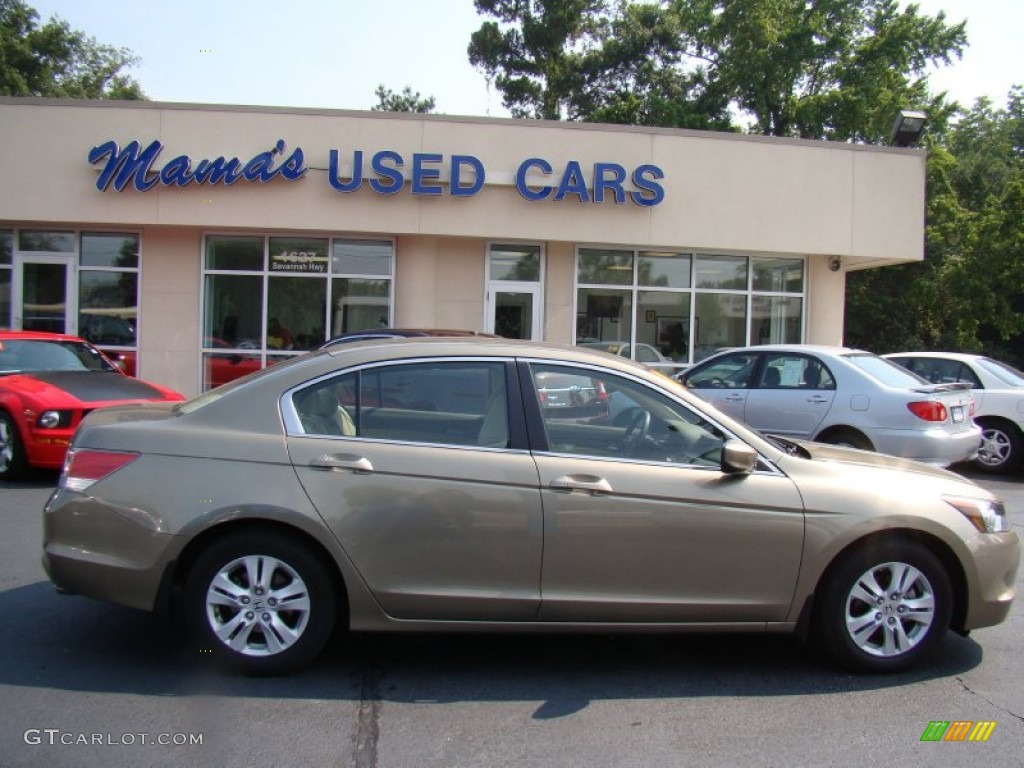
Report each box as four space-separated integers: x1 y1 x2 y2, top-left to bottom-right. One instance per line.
962 530 1021 631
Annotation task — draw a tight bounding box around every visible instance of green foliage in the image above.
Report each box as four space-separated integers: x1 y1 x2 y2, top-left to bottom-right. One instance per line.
0 0 144 99
468 0 610 120
372 84 436 114
846 88 1024 364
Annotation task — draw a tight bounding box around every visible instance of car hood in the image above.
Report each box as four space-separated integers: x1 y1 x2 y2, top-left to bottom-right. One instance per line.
0 371 171 405
777 437 980 489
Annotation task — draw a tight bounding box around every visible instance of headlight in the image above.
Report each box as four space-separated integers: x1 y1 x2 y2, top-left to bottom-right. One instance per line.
37 410 63 429
943 495 1010 534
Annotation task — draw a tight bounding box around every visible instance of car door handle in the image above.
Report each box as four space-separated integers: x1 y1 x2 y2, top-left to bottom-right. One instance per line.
724 394 746 401
309 454 374 473
806 395 830 403
550 475 613 495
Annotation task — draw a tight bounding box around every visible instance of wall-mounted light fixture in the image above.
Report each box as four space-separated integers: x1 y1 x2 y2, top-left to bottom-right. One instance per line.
828 255 842 272
890 110 928 148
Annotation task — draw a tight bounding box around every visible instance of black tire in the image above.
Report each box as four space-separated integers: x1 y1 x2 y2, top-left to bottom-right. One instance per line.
818 428 873 451
815 539 952 672
184 532 338 675
975 419 1022 474
0 411 29 481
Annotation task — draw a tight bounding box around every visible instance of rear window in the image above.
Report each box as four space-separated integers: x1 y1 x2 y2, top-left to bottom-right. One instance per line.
977 358 1024 387
844 353 928 387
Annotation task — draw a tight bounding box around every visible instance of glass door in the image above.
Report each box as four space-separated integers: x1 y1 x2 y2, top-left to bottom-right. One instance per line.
14 254 76 334
487 285 542 340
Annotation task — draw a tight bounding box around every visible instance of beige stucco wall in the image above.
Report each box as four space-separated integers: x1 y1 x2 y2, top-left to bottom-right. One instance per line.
137 228 201 395
0 99 925 264
0 98 927 394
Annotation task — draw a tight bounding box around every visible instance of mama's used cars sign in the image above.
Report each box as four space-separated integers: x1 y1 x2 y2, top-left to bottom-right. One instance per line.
87 139 665 207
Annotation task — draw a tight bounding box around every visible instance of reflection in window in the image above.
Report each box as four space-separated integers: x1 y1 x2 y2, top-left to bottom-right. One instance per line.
695 254 747 289
202 235 393 390
19 231 75 252
750 296 802 346
694 293 747 361
532 363 725 466
575 247 804 367
577 289 632 345
490 244 541 282
0 231 10 329
79 232 140 375
578 249 633 285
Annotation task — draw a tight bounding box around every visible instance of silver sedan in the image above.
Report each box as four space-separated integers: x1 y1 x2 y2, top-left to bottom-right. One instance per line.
678 345 981 467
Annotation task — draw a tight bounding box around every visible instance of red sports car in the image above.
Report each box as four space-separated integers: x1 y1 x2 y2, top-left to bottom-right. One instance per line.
0 331 184 480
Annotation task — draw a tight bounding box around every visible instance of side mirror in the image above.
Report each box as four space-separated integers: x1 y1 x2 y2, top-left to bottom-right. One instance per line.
721 440 757 475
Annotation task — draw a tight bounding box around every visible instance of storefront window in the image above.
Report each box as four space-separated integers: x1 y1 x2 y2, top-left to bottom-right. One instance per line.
331 278 391 335
202 234 393 390
578 249 633 285
576 289 632 345
19 231 74 253
750 296 803 345
490 244 541 282
0 231 11 329
79 233 139 374
753 258 804 292
576 248 804 367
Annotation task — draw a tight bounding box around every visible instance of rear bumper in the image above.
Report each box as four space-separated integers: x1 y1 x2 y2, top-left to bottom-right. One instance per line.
42 489 184 612
870 424 981 467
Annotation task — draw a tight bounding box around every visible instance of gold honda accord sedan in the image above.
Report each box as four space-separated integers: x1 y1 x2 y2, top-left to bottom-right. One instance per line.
42 339 1019 675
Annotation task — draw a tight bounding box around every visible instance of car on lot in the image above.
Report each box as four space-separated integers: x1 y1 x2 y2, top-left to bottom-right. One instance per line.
0 330 184 480
578 341 681 373
677 345 981 467
43 338 1017 675
885 351 1024 473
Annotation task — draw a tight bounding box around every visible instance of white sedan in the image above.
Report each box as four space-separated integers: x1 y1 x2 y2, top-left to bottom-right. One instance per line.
885 352 1024 473
678 345 980 467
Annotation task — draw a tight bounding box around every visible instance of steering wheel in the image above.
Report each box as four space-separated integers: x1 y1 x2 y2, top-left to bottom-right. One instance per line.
708 377 728 389
622 408 651 456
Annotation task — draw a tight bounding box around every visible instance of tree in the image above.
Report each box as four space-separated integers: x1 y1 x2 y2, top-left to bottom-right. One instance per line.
468 0 610 120
845 88 1024 363
0 0 144 99
468 0 966 141
372 84 436 114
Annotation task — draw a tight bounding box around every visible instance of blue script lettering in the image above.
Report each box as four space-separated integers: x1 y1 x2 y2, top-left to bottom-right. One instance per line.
88 139 307 191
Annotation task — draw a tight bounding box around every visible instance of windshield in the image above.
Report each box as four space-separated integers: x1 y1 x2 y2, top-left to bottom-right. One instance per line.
977 357 1024 387
0 339 117 374
843 353 928 387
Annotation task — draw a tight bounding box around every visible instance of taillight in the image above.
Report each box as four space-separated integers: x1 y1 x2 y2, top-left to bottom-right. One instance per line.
61 448 139 492
907 401 948 422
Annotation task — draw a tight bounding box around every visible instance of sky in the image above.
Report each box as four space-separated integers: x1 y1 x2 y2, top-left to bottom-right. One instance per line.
25 0 1024 118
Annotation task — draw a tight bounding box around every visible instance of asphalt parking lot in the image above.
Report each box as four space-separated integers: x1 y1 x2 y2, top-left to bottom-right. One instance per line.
1 466 1022 768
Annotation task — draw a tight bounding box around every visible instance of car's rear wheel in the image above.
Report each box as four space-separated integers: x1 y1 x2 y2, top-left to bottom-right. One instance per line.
975 419 1021 474
0 411 29 481
184 532 337 675
816 540 951 672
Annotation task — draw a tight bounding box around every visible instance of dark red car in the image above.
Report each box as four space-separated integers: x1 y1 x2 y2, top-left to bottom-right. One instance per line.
0 331 184 480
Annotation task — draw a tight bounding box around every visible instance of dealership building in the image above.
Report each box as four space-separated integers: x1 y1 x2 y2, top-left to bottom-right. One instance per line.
0 98 925 397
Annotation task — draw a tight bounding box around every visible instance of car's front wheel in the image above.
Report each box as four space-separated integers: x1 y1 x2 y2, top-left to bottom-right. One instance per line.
184 532 338 675
0 411 29 481
816 540 952 672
